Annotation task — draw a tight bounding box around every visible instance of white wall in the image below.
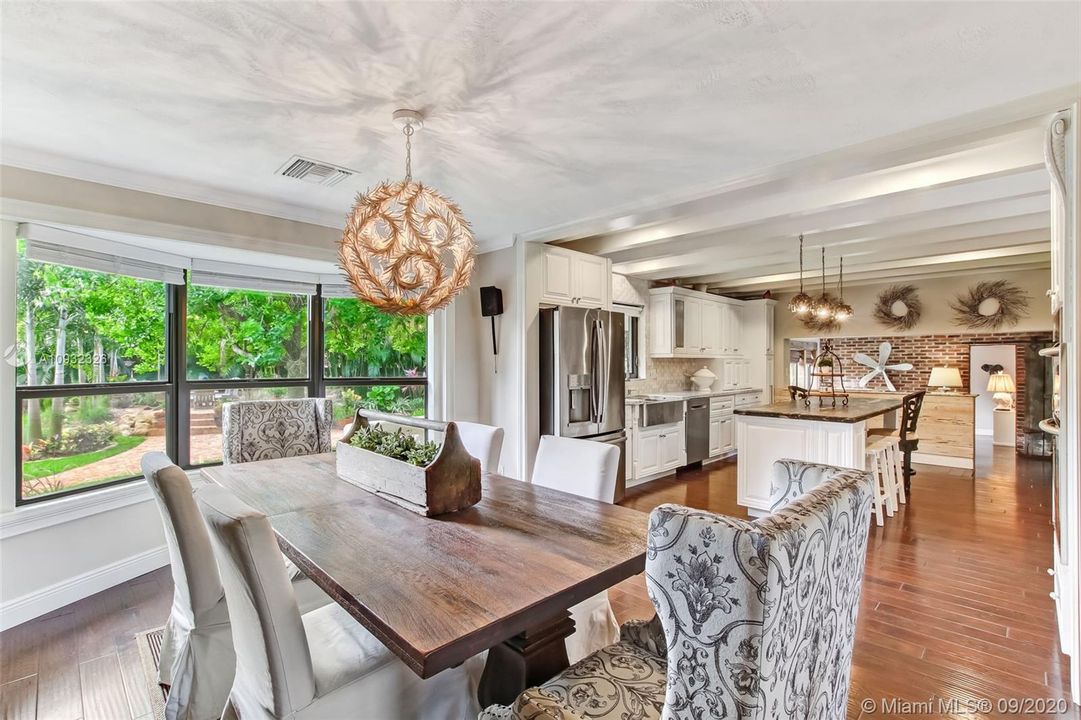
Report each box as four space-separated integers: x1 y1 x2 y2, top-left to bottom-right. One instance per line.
452 246 521 478
969 344 1017 436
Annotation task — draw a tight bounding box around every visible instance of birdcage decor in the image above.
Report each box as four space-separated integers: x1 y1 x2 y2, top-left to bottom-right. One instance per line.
807 340 849 407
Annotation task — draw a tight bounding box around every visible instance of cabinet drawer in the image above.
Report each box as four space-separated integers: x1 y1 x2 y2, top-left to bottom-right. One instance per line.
710 397 734 413
735 392 762 406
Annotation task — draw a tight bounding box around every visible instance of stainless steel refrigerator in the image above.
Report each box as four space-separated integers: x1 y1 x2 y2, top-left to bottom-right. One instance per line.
539 306 626 500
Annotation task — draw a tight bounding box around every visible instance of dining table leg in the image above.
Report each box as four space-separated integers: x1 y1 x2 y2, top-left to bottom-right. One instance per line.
477 611 576 708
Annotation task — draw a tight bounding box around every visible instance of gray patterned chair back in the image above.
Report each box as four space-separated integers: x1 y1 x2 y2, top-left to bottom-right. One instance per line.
647 462 873 720
221 398 333 465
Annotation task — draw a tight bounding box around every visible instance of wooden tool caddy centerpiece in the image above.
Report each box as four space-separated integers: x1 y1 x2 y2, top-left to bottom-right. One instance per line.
337 409 482 517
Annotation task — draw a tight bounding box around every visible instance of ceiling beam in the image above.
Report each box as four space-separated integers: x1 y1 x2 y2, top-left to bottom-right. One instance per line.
702 244 1050 291
517 89 1074 246
687 229 1048 286
614 200 1049 278
602 170 1049 264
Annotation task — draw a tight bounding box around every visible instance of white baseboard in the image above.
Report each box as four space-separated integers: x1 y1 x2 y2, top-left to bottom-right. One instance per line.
911 452 974 470
0 544 169 631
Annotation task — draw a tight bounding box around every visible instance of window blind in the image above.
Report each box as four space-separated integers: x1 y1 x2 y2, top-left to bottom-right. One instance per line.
18 223 188 284
189 259 319 295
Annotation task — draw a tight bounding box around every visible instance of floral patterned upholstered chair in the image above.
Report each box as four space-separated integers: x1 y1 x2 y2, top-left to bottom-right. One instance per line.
221 398 333 465
479 459 874 720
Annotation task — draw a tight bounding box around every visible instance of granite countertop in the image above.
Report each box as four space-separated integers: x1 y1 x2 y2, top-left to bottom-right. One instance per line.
734 397 903 424
625 387 760 404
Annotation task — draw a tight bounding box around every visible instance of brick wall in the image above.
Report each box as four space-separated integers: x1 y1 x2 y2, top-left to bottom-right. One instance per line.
815 331 1054 452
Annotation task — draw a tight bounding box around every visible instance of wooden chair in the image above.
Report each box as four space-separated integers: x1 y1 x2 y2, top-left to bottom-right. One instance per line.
865 436 904 525
869 390 925 493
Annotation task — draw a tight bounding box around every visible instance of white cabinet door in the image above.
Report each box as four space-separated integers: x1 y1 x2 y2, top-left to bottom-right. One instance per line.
659 427 684 469
728 304 744 355
676 298 703 354
701 301 721 355
720 416 735 452
573 254 608 308
541 250 573 304
636 430 661 477
709 415 723 457
740 360 751 389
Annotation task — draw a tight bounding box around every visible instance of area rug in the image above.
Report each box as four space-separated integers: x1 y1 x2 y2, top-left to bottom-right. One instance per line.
135 627 168 720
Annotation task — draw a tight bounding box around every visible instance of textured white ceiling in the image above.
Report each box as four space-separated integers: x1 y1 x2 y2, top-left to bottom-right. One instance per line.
2 1 1079 249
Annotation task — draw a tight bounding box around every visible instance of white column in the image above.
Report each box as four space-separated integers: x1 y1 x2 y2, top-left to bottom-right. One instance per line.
0 222 18 512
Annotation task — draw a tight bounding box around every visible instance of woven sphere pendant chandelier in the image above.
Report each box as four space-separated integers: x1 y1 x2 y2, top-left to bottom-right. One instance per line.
339 109 475 315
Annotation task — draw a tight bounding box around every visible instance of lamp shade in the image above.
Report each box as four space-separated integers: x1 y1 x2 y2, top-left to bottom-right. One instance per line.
987 372 1015 393
928 366 963 389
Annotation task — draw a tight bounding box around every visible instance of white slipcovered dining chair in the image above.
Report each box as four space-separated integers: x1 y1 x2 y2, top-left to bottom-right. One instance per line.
221 398 333 465
141 453 331 720
195 484 485 720
456 421 505 474
531 435 621 664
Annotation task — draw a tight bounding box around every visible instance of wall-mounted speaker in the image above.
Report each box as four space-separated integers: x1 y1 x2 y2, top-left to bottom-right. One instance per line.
480 286 503 356
480 286 503 318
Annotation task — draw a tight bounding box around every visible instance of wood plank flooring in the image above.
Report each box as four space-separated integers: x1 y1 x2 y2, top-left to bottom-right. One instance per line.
612 441 1076 719
0 441 1074 718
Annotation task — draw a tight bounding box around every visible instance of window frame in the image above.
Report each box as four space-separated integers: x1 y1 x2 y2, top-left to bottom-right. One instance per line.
614 303 646 381
14 275 431 505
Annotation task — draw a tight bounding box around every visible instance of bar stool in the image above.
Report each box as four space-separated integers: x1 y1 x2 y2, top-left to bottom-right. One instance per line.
869 390 925 494
865 435 902 525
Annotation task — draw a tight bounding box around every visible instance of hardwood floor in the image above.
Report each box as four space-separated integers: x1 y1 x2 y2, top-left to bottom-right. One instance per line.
613 441 1076 719
0 441 1074 718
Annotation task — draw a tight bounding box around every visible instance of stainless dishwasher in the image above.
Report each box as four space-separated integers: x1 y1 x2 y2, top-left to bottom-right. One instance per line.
685 397 709 464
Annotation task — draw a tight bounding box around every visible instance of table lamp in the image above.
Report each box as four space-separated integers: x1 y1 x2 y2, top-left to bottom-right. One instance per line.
928 366 963 393
987 371 1015 410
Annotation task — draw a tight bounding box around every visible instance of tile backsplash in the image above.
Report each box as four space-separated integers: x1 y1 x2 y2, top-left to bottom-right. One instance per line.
627 358 720 394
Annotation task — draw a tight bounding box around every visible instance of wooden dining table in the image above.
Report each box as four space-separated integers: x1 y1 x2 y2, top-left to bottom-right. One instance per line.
200 452 649 707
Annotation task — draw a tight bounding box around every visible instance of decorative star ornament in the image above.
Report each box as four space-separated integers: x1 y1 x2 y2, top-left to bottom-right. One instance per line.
853 342 913 392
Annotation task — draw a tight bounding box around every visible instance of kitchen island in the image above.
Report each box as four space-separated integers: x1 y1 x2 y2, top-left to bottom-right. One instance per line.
734 397 902 514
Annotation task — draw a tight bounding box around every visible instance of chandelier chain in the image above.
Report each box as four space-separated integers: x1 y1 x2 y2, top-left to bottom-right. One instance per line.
403 123 414 182
798 234 804 293
820 247 826 295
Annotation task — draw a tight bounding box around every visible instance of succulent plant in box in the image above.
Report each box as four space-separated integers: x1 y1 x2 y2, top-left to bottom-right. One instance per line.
348 426 441 468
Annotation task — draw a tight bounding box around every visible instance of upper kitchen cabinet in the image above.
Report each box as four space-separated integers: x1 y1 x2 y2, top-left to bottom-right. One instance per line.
539 245 611 308
649 286 742 358
741 298 776 397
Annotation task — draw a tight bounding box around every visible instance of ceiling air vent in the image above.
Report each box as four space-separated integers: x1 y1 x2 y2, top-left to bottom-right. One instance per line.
276 155 355 187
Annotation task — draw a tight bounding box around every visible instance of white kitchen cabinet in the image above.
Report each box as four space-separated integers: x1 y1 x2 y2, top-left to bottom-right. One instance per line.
701 301 722 355
676 296 704 354
650 287 744 358
659 426 684 470
539 246 611 308
741 299 776 398
721 303 743 355
573 253 608 307
635 430 661 478
709 415 723 457
719 416 735 452
632 420 685 482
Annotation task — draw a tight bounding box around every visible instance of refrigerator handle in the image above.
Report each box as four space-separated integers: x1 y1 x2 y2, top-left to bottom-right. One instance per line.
589 319 600 424
596 318 608 424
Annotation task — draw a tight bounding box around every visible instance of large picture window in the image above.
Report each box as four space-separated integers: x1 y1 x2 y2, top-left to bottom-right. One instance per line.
15 241 171 501
12 244 433 505
187 284 308 380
